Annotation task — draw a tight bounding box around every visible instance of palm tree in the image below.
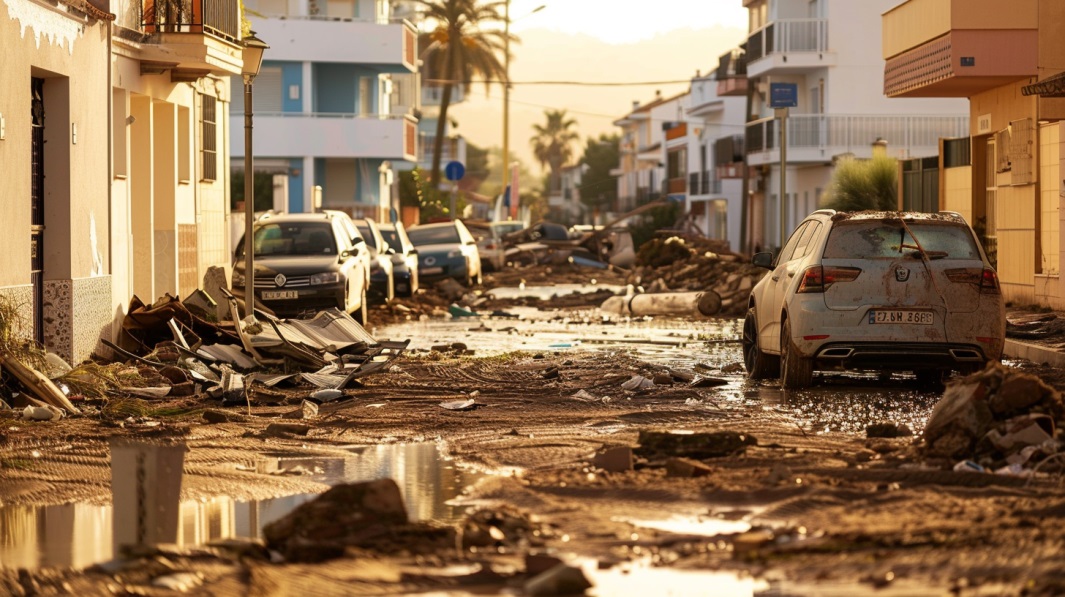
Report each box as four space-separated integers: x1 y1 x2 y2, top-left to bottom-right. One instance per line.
417 0 509 186
820 154 899 212
530 109 579 194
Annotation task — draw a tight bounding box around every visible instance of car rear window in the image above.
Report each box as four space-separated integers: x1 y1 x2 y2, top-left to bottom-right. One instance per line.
408 226 460 245
822 220 981 260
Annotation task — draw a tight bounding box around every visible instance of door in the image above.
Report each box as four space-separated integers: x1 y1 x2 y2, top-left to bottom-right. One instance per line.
30 77 45 346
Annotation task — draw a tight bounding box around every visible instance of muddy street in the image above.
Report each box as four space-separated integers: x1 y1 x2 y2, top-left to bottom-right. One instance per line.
1 291 1064 596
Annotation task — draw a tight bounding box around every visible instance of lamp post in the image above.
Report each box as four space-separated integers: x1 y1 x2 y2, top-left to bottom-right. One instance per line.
241 31 268 317
501 3 545 216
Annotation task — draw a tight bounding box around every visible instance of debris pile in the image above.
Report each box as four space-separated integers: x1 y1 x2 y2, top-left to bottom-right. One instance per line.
627 234 767 317
922 362 1065 474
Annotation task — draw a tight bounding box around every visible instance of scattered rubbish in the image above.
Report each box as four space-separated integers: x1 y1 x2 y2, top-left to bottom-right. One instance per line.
525 553 565 577
449 304 479 318
652 373 673 385
600 291 721 318
283 400 319 420
202 409 248 424
43 352 73 380
0 353 80 414
636 430 758 460
440 398 478 411
309 388 344 403
621 375 655 391
22 405 62 421
953 460 986 473
571 390 596 402
690 376 728 388
524 563 593 597
542 367 560 380
548 342 580 349
122 387 172 399
764 463 794 485
591 446 634 473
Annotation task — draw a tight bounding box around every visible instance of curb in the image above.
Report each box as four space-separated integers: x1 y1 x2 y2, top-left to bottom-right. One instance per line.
1004 339 1065 368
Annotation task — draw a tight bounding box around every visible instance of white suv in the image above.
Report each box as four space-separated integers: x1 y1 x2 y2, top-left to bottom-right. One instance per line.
743 210 1005 388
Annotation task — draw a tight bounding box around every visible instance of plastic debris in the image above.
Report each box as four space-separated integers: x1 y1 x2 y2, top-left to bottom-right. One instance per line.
440 398 477 411
310 388 344 403
621 375 654 391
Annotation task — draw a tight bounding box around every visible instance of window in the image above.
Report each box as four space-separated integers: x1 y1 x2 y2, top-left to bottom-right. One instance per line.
823 221 980 260
775 221 810 265
201 94 217 181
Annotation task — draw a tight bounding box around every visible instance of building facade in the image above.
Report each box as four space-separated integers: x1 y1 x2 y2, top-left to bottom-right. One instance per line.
882 0 1065 309
3 0 241 364
742 0 969 253
233 0 418 223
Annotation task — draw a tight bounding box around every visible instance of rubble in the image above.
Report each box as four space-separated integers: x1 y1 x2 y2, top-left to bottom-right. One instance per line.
922 362 1065 471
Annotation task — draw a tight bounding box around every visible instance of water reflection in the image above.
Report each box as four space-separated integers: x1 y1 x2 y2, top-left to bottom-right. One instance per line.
0 442 483 570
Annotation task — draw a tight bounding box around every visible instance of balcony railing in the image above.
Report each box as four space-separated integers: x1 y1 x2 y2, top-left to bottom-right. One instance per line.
745 114 969 159
688 171 722 196
746 19 828 63
142 0 239 41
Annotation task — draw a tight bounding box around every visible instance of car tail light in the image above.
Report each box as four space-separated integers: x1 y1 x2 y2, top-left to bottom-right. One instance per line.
485 242 497 250
945 267 1000 294
980 268 1000 294
796 266 861 293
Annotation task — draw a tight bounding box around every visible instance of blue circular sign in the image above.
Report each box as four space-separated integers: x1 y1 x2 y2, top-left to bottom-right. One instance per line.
444 161 465 181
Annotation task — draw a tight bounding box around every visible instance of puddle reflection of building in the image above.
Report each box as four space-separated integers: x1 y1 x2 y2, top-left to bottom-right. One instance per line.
0 503 112 570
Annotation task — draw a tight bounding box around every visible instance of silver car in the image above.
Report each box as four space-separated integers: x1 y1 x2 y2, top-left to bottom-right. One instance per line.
743 210 1005 388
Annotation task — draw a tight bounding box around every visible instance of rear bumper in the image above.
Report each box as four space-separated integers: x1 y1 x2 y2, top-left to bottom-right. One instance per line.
254 285 345 318
813 342 989 371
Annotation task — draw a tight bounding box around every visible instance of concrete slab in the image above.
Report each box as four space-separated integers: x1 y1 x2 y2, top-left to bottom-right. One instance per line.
1004 339 1065 368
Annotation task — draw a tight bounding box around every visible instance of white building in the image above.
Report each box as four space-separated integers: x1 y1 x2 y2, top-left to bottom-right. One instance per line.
614 91 683 216
679 57 748 252
742 0 969 252
232 0 419 223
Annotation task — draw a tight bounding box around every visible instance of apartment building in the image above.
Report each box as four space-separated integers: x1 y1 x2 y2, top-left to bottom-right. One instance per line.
233 0 418 223
3 0 242 364
883 0 1065 308
742 0 968 253
614 91 683 217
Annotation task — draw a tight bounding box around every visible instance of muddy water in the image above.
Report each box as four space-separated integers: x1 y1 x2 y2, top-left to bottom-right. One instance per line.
0 442 482 570
377 301 946 434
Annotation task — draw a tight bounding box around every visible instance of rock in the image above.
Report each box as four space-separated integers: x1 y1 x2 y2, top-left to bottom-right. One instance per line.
923 381 994 458
652 373 673 385
591 446 633 472
202 409 245 424
525 553 565 576
865 422 913 439
665 457 714 478
764 463 793 485
461 507 535 549
263 478 409 562
636 430 757 460
524 564 593 597
989 374 1054 415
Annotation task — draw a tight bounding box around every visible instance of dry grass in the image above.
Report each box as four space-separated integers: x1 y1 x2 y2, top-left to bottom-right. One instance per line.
59 362 153 400
0 295 47 372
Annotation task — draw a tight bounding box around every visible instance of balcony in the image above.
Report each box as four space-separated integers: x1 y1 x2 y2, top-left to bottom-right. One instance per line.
882 0 1037 98
689 171 723 197
136 0 244 77
233 113 417 161
744 114 969 167
250 17 417 73
745 19 834 78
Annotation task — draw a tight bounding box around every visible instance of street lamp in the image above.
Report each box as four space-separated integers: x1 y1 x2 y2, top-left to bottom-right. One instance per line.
501 2 545 217
241 31 268 318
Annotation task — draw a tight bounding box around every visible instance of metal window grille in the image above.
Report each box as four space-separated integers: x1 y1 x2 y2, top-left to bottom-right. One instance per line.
201 94 217 181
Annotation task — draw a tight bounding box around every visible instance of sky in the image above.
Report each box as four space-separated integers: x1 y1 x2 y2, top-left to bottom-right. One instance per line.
446 1 750 183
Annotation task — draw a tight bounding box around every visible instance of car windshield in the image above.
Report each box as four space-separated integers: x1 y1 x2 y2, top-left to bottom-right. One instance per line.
252 222 337 256
408 225 460 245
492 222 524 236
355 224 377 249
823 220 980 260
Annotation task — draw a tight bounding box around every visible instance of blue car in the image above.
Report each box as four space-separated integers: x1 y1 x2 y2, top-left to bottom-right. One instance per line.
407 220 483 286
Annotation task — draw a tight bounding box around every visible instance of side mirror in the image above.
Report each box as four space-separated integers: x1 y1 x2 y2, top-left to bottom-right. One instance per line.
409 248 419 257
752 252 774 269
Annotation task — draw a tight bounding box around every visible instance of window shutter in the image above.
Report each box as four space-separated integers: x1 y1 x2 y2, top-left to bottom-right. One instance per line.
1010 118 1034 186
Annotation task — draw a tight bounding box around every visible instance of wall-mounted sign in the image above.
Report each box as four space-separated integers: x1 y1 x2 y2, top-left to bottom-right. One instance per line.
769 83 798 109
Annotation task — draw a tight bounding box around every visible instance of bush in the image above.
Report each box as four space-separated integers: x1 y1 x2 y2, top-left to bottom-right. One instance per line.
820 154 898 212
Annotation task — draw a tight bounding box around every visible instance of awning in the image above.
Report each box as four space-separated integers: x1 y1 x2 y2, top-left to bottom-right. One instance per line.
1022 71 1065 97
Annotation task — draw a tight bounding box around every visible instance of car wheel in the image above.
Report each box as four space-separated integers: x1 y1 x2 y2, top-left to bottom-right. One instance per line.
354 286 368 326
742 308 779 380
780 317 814 389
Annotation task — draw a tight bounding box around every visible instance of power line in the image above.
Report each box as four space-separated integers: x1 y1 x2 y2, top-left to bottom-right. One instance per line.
465 93 748 129
425 78 694 86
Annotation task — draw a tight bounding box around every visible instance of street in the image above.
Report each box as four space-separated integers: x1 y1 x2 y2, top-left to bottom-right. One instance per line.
2 284 1063 595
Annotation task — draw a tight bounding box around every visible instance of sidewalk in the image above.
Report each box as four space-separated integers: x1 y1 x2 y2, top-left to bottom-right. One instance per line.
1004 338 1065 368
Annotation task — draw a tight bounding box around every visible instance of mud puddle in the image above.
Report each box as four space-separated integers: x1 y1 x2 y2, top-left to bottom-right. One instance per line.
0 442 484 570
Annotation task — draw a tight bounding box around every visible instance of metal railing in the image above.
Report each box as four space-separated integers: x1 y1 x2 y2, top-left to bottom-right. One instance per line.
746 114 970 157
746 19 828 63
142 0 239 41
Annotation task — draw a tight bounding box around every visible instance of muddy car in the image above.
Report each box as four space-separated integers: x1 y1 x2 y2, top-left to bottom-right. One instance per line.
743 210 1005 388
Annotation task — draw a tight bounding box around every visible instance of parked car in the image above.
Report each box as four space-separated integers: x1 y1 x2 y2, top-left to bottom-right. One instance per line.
743 210 1005 389
468 220 525 271
379 222 419 297
352 217 395 303
233 212 371 323
407 220 483 286
569 225 636 268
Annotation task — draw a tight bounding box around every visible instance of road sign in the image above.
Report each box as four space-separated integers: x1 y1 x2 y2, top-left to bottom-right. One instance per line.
769 83 798 108
444 161 465 182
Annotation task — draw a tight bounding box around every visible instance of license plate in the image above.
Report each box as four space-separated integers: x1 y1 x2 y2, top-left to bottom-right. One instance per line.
422 267 443 275
869 310 933 325
262 290 298 300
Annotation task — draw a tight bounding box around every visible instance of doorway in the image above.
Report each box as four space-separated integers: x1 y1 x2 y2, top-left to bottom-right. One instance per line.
30 77 45 346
